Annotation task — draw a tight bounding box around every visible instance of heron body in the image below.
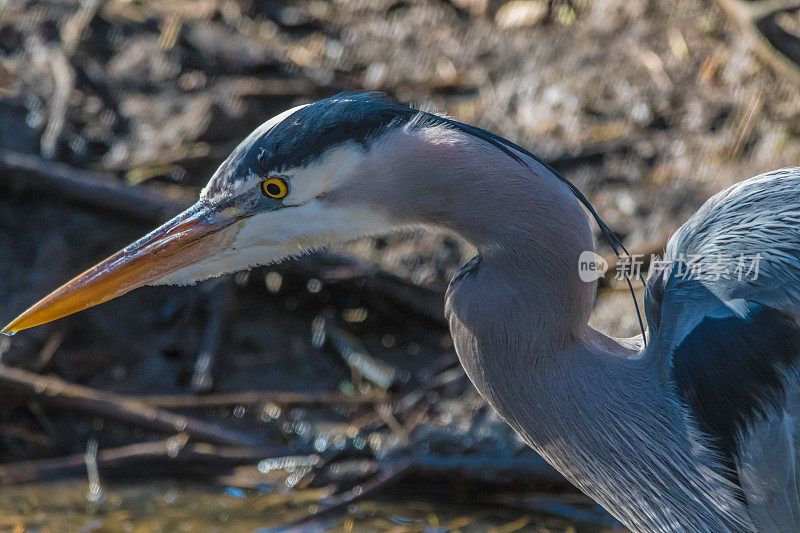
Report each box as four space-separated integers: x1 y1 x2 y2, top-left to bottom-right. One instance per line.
5 93 800 532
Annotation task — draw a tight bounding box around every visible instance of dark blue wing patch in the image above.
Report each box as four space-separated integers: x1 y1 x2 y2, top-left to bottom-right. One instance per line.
671 300 800 458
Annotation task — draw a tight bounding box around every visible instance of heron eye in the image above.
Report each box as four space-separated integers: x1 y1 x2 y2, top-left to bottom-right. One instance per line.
261 177 288 199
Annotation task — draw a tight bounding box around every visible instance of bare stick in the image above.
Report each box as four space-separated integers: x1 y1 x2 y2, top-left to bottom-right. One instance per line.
714 0 800 86
191 280 234 393
276 459 415 530
0 364 257 446
25 37 75 160
0 149 191 223
141 390 390 409
0 437 292 485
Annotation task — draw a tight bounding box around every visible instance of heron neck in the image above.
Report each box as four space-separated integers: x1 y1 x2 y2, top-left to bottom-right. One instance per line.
359 126 599 343
442 204 746 531
445 157 598 345
406 130 752 531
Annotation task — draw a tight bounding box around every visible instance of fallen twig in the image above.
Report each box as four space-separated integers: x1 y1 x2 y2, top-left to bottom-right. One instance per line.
0 364 258 446
548 140 633 172
0 437 292 485
60 0 101 55
0 149 191 223
276 458 415 530
25 36 75 160
325 322 397 390
715 0 800 86
191 280 234 393
140 390 390 409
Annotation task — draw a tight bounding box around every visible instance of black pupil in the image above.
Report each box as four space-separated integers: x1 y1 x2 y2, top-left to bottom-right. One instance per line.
266 182 282 196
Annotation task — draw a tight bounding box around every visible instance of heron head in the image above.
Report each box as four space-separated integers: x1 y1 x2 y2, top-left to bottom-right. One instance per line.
2 93 429 334
3 91 601 335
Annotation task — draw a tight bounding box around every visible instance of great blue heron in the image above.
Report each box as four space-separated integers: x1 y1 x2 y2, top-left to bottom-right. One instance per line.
3 93 799 532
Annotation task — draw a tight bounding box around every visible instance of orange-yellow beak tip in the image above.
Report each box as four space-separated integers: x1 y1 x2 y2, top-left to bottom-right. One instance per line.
2 310 39 335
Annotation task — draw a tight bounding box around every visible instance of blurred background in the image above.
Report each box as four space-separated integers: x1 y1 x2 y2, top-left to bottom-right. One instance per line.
1 0 800 530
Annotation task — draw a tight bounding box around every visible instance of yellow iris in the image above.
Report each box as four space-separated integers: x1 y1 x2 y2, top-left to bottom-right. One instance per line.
261 178 288 199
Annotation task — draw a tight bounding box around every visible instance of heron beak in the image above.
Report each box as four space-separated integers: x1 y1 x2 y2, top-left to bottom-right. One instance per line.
1 202 241 335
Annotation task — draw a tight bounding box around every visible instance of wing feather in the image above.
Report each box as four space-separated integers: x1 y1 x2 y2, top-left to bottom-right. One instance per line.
645 168 800 531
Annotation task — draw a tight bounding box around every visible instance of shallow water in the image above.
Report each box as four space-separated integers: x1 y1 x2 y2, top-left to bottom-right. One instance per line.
0 479 603 532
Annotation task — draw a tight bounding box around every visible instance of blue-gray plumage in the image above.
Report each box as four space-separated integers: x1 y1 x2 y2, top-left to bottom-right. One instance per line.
5 93 800 533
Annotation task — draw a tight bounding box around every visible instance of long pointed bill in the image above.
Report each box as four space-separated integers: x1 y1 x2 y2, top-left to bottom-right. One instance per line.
2 202 242 335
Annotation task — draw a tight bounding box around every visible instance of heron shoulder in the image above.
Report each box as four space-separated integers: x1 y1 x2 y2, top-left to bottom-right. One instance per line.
644 165 800 530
